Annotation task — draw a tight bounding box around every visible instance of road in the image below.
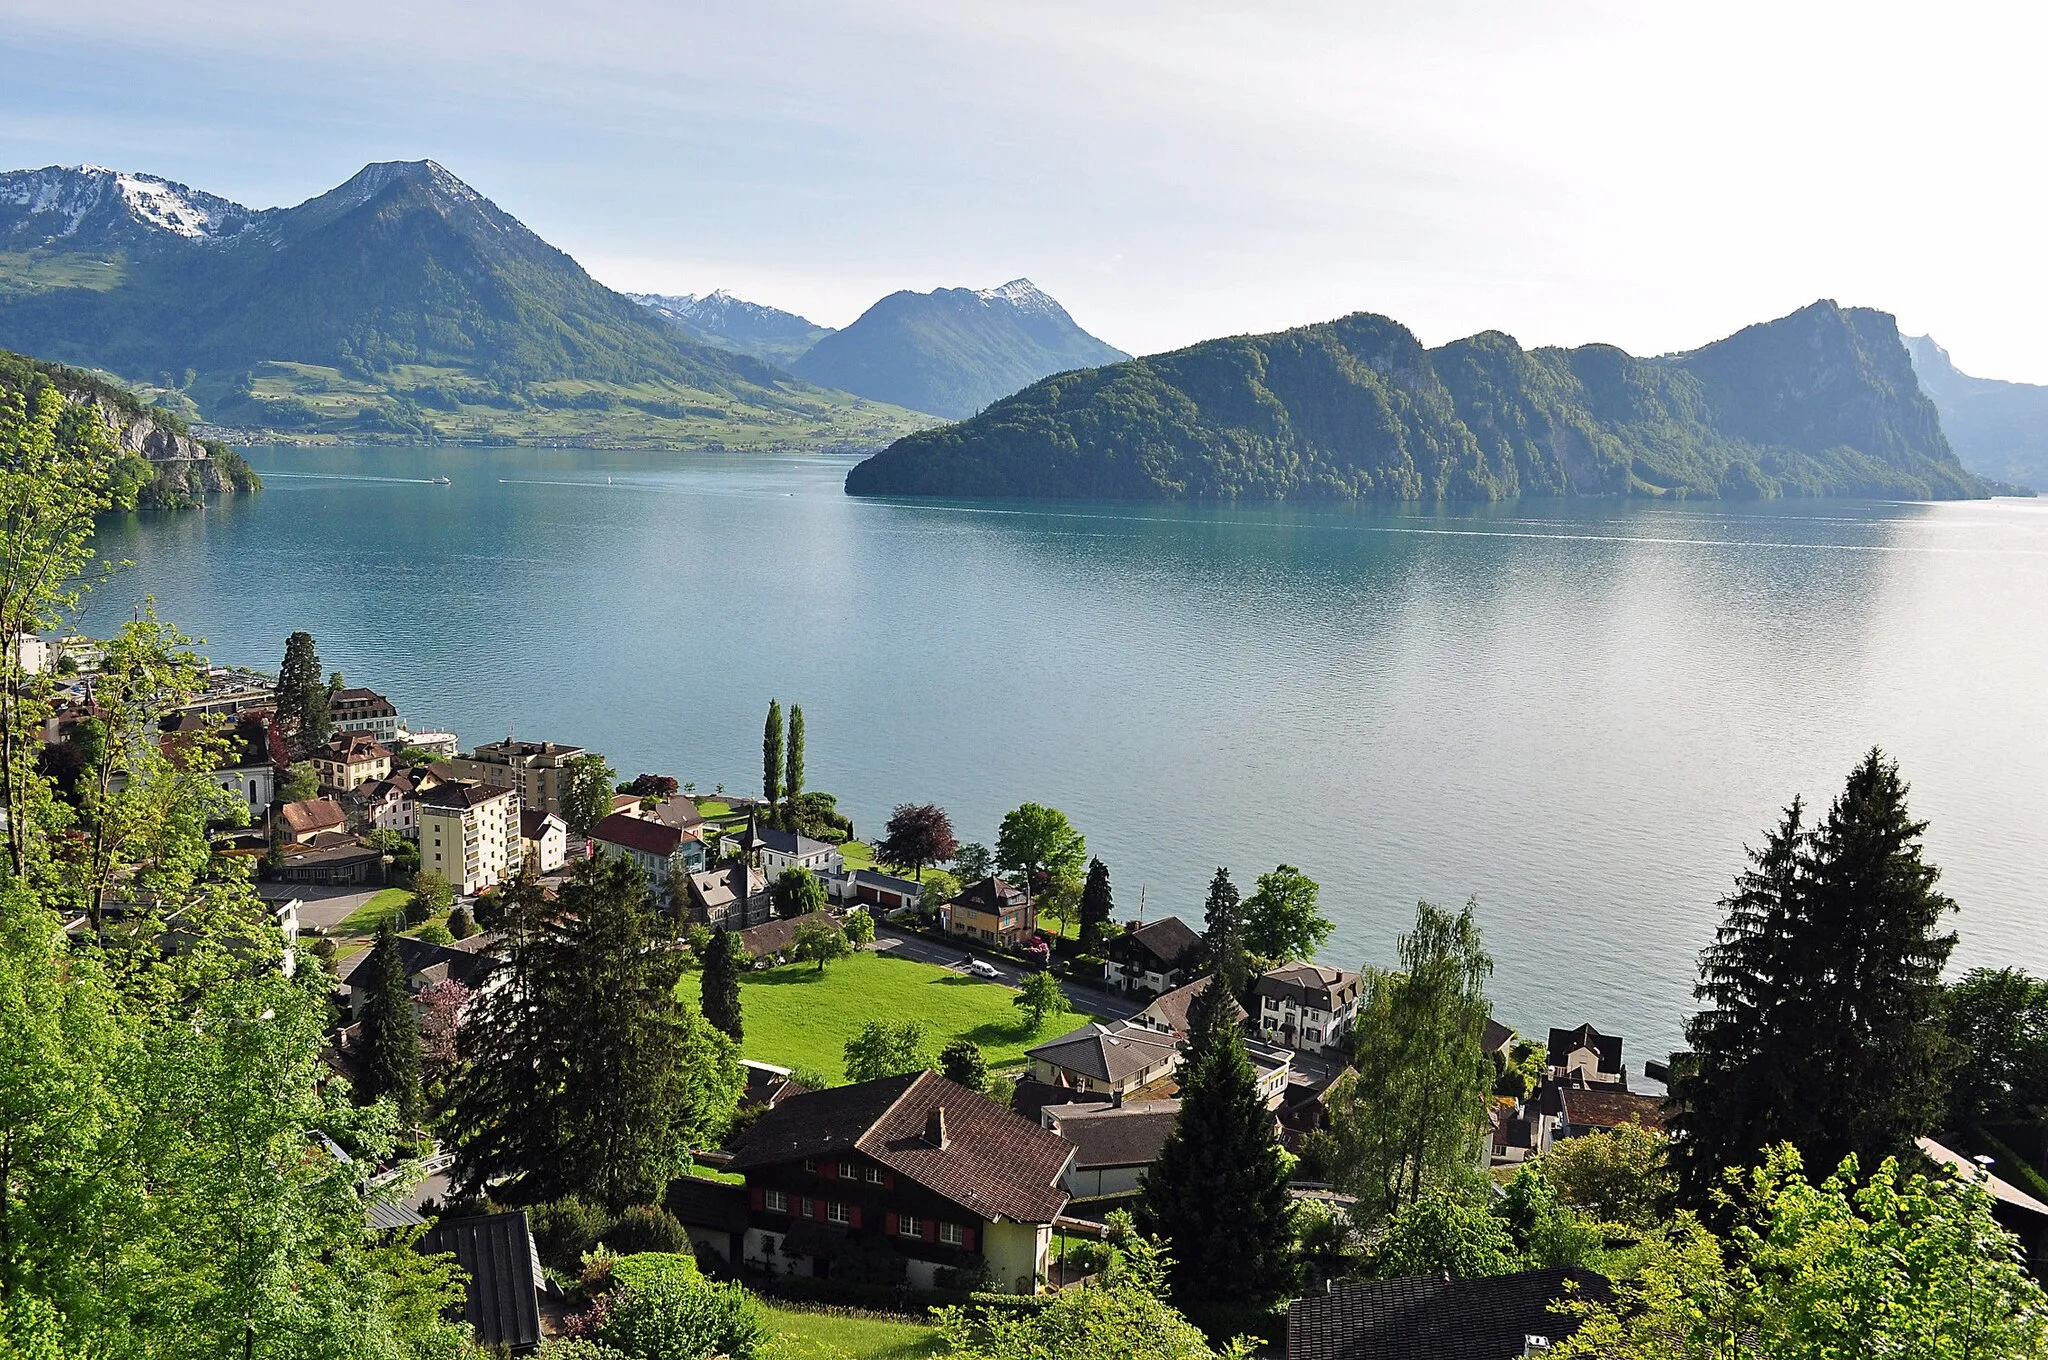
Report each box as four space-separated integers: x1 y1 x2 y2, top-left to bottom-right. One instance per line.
871 925 1144 1023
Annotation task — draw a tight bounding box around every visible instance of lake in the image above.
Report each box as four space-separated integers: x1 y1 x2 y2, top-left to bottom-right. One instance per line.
77 445 2048 1064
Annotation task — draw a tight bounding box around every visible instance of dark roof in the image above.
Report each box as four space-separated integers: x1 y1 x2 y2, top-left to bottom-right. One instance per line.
952 876 1026 915
367 1198 428 1232
1109 916 1205 971
1050 1102 1181 1170
1142 975 1244 1035
320 731 391 763
342 935 506 992
1557 1085 1667 1133
1287 1268 1609 1360
646 795 706 831
1548 1023 1625 1077
734 910 832 959
331 687 396 711
1483 1017 1515 1053
417 780 517 812
1256 961 1362 1010
519 808 564 840
850 868 924 895
738 820 836 858
160 711 276 771
1026 1021 1180 1085
742 1059 808 1108
727 1071 1073 1223
591 810 688 857
666 1177 751 1235
416 1212 542 1352
1011 1078 1111 1124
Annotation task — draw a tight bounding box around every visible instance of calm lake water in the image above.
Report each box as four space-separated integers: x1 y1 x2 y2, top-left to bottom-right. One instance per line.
78 446 2048 1064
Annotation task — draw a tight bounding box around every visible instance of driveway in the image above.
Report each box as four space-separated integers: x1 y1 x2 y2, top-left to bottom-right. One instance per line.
871 926 1142 1022
258 883 388 933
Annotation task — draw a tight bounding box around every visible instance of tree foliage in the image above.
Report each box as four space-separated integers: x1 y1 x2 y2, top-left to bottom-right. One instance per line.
940 1038 988 1094
274 630 327 752
562 752 619 840
1200 867 1248 996
358 915 423 1126
771 865 826 919
761 699 783 810
1945 967 2048 1130
842 906 875 947
843 1020 928 1084
1540 1120 1674 1233
700 929 745 1043
1241 863 1332 964
1014 969 1067 1032
995 803 1085 895
876 803 958 881
783 703 804 811
1365 1186 1517 1280
1077 857 1114 953
792 916 849 972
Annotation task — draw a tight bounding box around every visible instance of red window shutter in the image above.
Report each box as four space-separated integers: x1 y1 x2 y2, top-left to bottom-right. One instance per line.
885 1212 899 1236
750 1187 765 1210
962 1226 976 1251
884 1172 895 1189
921 1218 937 1243
822 1162 836 1179
848 1205 862 1229
814 1198 826 1222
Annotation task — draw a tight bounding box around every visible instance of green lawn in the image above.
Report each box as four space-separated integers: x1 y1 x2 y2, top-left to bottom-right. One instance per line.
336 888 412 935
731 952 1055 1079
762 1305 939 1360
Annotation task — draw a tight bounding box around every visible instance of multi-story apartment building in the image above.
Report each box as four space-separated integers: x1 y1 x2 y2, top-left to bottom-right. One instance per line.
312 731 392 791
416 781 522 895
446 739 585 817
329 687 402 742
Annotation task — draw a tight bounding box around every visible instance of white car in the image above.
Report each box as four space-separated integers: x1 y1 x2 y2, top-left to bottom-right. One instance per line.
967 959 1002 980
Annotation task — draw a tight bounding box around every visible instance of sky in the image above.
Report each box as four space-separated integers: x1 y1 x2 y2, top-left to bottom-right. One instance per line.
4 0 2045 378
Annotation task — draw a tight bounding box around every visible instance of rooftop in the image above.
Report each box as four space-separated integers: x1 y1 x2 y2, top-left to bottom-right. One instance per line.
1287 1268 1609 1360
1548 1023 1625 1077
417 780 517 812
1110 915 1205 970
1027 1020 1180 1085
1256 960 1363 1008
591 810 692 857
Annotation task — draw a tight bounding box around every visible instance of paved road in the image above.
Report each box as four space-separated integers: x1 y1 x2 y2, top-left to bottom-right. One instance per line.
258 883 387 933
871 926 1143 1022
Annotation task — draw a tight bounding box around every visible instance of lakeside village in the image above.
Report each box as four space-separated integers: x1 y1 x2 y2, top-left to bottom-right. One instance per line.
30 624 2048 1359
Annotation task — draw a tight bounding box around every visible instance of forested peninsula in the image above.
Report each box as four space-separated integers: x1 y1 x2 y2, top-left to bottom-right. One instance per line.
846 299 1987 503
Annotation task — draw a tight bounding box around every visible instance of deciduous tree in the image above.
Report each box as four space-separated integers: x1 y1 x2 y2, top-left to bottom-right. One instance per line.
844 1020 928 1083
1014 969 1067 1033
940 1038 988 1094
1365 1186 1517 1280
792 917 849 973
562 751 618 840
772 865 826 919
1242 864 1332 964
877 803 959 881
843 906 875 948
951 843 994 882
996 803 1085 898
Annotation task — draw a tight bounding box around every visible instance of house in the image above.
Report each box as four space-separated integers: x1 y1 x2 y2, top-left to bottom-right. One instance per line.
1136 974 1245 1036
1548 1023 1627 1086
666 1178 752 1266
341 934 507 1016
416 781 522 895
734 910 834 963
275 839 384 886
1254 961 1363 1054
743 1059 809 1110
838 868 924 913
643 793 706 836
328 687 401 742
1026 1020 1181 1102
279 797 347 841
589 810 706 885
711 1070 1074 1294
1482 1017 1516 1066
1919 1136 2048 1264
685 861 775 931
1287 1267 1610 1360
361 769 435 839
941 876 1036 949
1042 1099 1181 1204
1105 916 1206 994
519 808 569 873
735 818 846 881
312 732 392 792
446 738 586 817
1555 1085 1665 1140
414 1212 543 1354
161 711 280 819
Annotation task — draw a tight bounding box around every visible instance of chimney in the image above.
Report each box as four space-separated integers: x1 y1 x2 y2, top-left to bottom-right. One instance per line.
925 1107 949 1150
1523 1339 1552 1358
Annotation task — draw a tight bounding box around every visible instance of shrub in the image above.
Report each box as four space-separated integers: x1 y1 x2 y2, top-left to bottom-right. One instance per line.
610 1252 702 1295
446 906 474 939
530 1197 617 1274
599 1274 767 1360
604 1206 689 1257
415 923 455 946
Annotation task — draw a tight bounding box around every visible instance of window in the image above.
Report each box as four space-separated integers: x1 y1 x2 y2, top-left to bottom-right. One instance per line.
1265 996 1279 1009
764 1189 787 1213
838 1160 856 1180
1306 1029 1322 1043
866 1167 884 1184
938 1222 964 1246
801 1197 814 1219
803 1158 817 1172
827 1201 849 1224
898 1214 922 1238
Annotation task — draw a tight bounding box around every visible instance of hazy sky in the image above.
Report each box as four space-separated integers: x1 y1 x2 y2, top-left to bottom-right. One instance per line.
4 1 2043 377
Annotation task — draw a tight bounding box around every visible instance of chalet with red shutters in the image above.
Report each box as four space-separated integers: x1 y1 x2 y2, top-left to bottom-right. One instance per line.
714 1070 1074 1294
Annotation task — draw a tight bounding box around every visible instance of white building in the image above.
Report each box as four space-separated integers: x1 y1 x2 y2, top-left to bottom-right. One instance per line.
329 687 402 743
1253 961 1363 1054
417 781 521 896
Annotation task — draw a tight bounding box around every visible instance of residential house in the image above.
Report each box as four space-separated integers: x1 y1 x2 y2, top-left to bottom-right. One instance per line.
1920 1136 2048 1265
416 781 522 895
742 1059 809 1110
446 738 585 817
519 808 568 873
279 797 347 841
1287 1268 1610 1360
643 793 706 837
666 1179 752 1267
1554 1085 1665 1140
837 868 924 913
589 810 706 887
414 1213 543 1354
735 819 845 882
1105 916 1206 994
341 934 507 1017
734 910 834 963
312 732 393 792
1548 1023 1627 1086
329 687 402 742
1482 1017 1516 1066
1026 1020 1181 1102
1136 974 1245 1036
362 768 439 839
1042 1100 1181 1205
941 876 1036 949
685 860 775 930
710 1071 1073 1294
1254 961 1363 1054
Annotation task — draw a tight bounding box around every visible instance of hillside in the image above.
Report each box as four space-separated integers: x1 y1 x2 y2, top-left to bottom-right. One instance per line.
0 161 927 450
628 289 833 367
1906 336 2048 491
846 300 1984 503
791 279 1128 419
0 347 259 507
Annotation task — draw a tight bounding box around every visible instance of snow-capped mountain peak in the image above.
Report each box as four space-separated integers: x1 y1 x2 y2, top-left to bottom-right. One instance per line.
0 164 261 246
973 278 1063 318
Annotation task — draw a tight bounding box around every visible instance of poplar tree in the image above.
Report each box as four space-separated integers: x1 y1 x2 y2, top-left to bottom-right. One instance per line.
358 915 423 1126
785 703 805 812
762 699 783 812
1136 971 1297 1319
700 929 744 1044
1078 857 1114 952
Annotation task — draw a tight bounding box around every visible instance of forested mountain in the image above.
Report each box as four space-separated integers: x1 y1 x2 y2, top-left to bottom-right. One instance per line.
791 279 1128 419
628 289 834 366
0 161 923 449
846 300 1984 502
1906 336 2048 491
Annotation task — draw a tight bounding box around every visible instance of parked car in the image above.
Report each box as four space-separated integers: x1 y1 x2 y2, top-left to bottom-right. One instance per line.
968 959 1002 980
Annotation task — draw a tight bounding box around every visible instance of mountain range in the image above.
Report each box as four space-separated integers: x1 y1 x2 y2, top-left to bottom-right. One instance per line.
847 300 1987 503
0 162 923 449
627 289 833 368
1906 336 2048 491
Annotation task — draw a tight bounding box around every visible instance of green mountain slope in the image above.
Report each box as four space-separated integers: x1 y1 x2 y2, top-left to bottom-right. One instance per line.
0 161 927 449
846 300 1984 502
791 279 1128 419
1906 336 2048 491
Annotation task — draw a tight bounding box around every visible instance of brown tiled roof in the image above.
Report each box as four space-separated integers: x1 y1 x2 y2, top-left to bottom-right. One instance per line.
280 798 346 838
1142 975 1244 1036
322 732 390 764
666 1177 751 1235
1109 916 1204 971
733 910 831 959
952 876 1025 915
1287 1268 1609 1360
727 1071 1073 1224
1557 1086 1666 1133
591 811 686 857
1049 1101 1182 1170
1256 961 1362 1010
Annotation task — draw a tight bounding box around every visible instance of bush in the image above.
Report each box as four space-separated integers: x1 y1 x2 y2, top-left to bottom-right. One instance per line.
600 1274 767 1360
446 906 474 940
415 923 454 946
610 1252 701 1295
605 1205 689 1257
530 1197 617 1274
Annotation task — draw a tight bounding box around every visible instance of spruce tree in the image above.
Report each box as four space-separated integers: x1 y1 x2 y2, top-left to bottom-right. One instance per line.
1136 972 1297 1319
358 916 422 1127
274 630 325 747
1077 857 1114 953
785 703 805 813
1671 750 1959 1208
1201 866 1249 996
700 929 744 1044
762 699 783 812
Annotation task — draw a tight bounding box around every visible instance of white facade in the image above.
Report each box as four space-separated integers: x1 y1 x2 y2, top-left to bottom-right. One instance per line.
419 787 521 895
371 791 418 839
760 840 844 881
213 763 273 820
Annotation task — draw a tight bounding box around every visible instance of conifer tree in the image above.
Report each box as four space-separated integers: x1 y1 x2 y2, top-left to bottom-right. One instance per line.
1201 866 1248 996
274 630 327 748
1672 750 1959 1207
1136 970 1297 1318
940 1037 987 1094
359 914 423 1127
762 699 783 812
785 703 805 811
1078 857 1114 953
700 928 744 1044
